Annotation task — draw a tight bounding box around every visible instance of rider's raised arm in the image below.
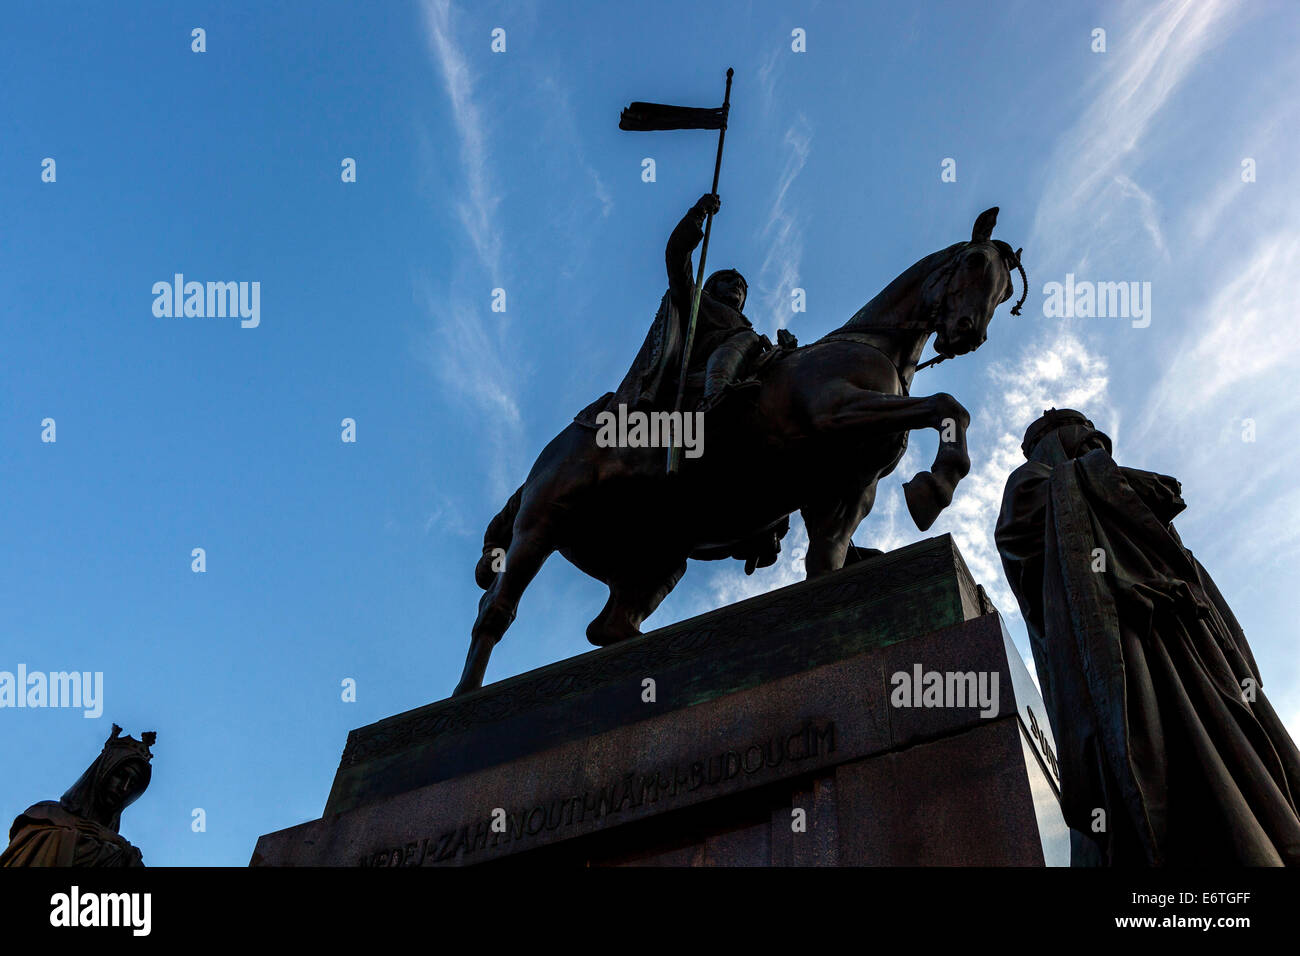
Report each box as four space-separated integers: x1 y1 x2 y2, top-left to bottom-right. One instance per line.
666 195 715 313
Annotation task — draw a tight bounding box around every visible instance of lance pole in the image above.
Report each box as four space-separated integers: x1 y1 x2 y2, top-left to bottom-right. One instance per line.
667 67 733 475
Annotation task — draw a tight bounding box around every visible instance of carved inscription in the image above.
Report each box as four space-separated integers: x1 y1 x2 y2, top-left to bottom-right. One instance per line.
359 719 836 866
1024 704 1060 782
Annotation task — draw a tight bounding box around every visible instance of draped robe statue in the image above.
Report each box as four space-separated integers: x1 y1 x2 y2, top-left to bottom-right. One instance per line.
995 409 1300 865
1 724 155 867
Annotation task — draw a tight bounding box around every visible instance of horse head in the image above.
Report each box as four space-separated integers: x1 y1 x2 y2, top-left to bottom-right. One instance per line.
920 207 1027 358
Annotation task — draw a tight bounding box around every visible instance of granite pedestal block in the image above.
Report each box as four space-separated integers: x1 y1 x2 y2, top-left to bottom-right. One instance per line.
252 535 1068 866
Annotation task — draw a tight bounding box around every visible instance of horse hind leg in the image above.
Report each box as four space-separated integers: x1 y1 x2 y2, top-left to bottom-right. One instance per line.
802 502 854 579
454 524 553 696
586 557 687 648
802 480 878 578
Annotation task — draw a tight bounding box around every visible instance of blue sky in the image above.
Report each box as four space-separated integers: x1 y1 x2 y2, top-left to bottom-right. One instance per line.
2 0 1297 865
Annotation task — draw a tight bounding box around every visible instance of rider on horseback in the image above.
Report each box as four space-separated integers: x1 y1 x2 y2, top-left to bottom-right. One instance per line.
668 194 766 414
570 193 783 575
460 204 1024 695
575 193 766 428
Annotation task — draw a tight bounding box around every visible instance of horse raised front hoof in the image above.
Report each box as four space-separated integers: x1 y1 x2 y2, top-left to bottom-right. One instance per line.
903 472 950 532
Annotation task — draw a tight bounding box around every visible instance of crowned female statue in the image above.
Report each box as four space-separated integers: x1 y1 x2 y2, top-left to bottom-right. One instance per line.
1 724 155 867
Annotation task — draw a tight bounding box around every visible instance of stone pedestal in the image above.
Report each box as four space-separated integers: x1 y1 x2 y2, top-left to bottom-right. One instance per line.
252 535 1068 866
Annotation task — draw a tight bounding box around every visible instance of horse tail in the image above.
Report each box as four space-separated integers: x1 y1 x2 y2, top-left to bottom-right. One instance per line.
475 485 523 589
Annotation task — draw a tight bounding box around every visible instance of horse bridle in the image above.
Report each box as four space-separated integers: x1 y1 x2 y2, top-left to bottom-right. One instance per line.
915 241 1026 373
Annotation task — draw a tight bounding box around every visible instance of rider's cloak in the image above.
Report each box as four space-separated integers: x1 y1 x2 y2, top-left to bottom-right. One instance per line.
574 289 681 428
995 429 1300 865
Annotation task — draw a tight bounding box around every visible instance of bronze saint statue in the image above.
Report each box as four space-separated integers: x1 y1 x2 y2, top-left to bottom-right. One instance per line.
1 724 155 867
454 200 1026 695
575 195 765 428
656 194 763 413
996 409 1300 865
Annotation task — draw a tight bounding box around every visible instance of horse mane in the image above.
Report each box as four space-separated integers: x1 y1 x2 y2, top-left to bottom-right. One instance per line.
827 242 965 337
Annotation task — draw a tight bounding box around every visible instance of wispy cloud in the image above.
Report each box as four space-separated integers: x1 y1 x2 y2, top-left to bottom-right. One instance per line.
424 490 475 538
754 117 812 337
418 0 522 499
1134 231 1300 570
1113 174 1167 259
421 0 502 280
756 46 784 114
1033 0 1237 264
414 278 522 501
749 49 813 337
1140 234 1300 422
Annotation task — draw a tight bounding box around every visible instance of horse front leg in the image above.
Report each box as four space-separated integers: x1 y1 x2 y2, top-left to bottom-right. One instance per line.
900 392 970 531
814 388 970 532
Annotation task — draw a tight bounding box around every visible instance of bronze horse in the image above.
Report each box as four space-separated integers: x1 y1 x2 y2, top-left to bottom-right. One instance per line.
455 207 1025 695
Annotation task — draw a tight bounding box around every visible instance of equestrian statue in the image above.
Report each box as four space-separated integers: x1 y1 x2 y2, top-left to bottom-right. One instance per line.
455 195 1026 695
